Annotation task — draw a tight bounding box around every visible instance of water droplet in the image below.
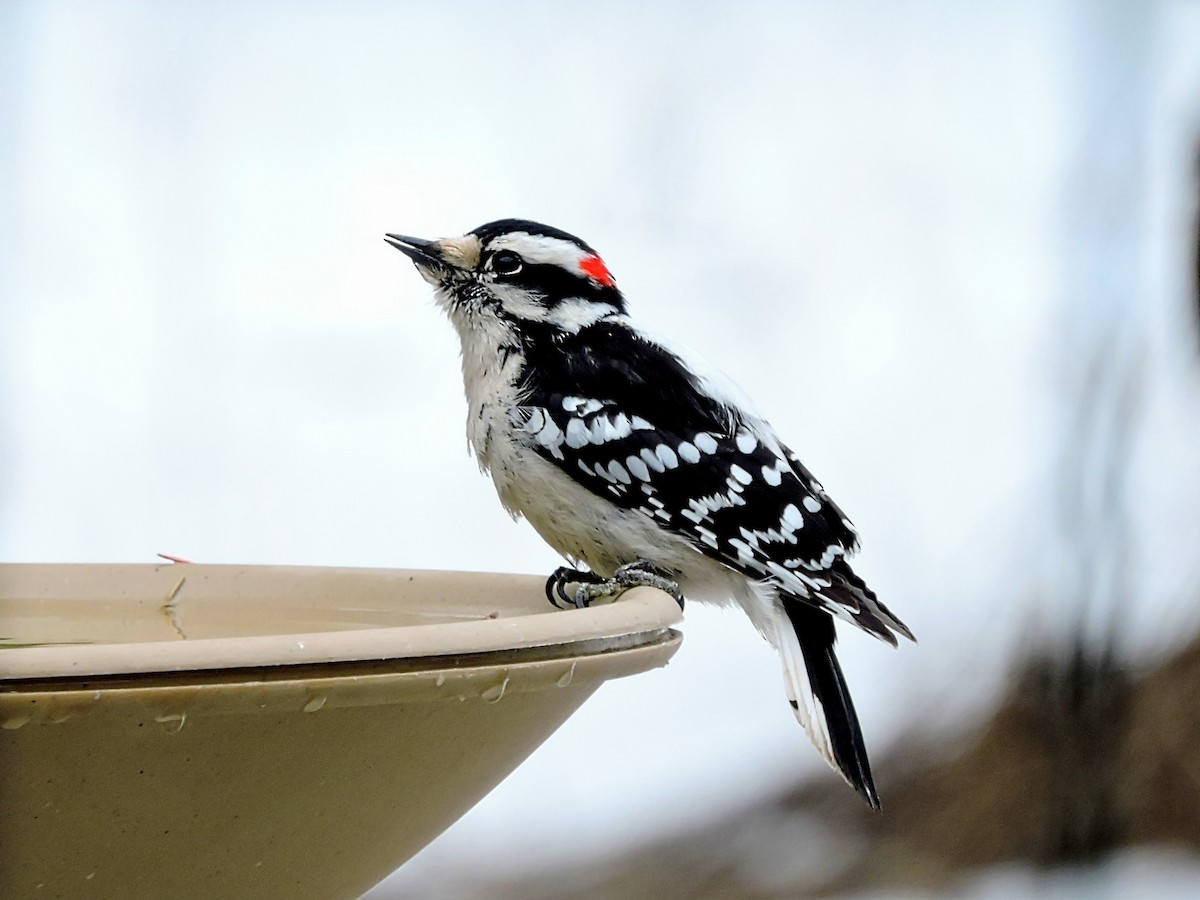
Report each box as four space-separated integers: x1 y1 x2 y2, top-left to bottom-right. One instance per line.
481 676 510 703
556 663 576 688
2 715 30 730
154 713 186 734
302 695 327 714
435 672 446 687
296 641 306 650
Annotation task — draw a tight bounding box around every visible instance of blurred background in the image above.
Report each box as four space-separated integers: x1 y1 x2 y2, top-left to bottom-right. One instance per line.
3 0 1200 896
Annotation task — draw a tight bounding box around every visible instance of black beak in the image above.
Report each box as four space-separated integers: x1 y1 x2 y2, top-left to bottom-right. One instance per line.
384 233 444 268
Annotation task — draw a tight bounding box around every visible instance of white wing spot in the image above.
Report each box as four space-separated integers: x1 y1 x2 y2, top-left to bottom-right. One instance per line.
736 430 757 454
782 504 804 530
819 543 845 568
803 496 822 513
678 441 700 464
600 416 620 442
523 408 546 433
626 455 651 482
565 418 590 449
630 415 653 431
694 432 719 455
536 418 565 459
607 460 632 484
640 446 666 474
587 415 609 445
730 464 753 485
656 444 679 470
562 396 582 412
761 463 783 486
728 538 755 563
766 561 796 583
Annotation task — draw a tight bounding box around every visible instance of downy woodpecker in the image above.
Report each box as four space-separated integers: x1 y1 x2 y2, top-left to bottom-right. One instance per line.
387 219 913 807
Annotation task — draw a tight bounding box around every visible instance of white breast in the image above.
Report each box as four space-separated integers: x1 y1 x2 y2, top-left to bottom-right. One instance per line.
450 311 525 472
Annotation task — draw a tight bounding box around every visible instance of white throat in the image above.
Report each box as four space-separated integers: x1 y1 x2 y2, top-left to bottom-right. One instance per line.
442 293 526 471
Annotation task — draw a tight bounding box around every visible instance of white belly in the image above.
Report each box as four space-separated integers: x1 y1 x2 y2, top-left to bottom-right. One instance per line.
487 439 777 627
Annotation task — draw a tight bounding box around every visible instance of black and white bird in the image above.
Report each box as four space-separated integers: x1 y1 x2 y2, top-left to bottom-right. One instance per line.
386 219 913 807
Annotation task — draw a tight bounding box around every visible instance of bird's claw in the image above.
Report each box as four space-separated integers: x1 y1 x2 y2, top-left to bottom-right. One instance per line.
545 566 605 609
571 560 685 611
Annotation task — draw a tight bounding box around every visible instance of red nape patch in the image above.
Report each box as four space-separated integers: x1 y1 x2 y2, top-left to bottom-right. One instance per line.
579 254 616 288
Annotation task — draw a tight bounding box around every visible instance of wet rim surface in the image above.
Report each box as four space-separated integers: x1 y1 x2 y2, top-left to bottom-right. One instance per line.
0 564 684 681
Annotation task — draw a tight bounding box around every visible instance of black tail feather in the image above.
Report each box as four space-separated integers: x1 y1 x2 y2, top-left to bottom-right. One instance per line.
783 598 881 809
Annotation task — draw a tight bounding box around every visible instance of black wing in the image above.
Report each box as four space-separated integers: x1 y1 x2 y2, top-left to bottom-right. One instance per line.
515 322 913 644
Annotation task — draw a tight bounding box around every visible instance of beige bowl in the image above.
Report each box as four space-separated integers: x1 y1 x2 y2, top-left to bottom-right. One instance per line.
0 564 682 899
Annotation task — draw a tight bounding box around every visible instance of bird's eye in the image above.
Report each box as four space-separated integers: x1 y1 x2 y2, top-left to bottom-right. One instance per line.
491 250 523 277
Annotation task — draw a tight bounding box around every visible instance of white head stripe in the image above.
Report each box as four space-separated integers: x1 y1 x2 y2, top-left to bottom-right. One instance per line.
487 232 592 271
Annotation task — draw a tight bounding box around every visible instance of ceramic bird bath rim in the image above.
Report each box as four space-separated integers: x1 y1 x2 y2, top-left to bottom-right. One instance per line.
0 562 682 679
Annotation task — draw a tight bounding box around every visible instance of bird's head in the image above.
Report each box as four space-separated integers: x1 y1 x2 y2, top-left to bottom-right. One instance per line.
386 219 626 341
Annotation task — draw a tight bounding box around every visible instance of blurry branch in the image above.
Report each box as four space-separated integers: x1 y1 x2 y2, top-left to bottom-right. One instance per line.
1054 329 1144 649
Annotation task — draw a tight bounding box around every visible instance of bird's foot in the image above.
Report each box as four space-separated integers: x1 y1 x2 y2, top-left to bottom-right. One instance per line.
573 560 685 611
545 566 605 609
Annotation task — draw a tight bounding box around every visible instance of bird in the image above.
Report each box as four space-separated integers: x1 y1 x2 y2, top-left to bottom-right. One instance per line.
386 219 913 808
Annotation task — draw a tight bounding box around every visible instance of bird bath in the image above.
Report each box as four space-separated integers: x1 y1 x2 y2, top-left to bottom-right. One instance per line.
0 564 682 899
